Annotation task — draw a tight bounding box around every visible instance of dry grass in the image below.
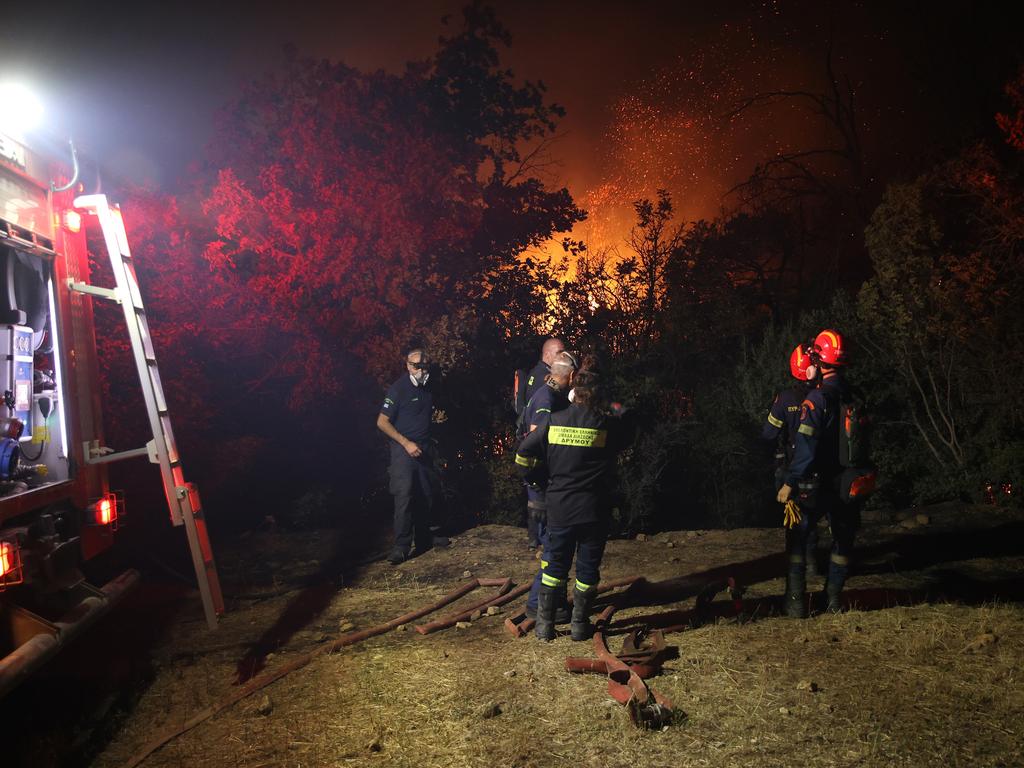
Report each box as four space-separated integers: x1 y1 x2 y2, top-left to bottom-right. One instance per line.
94 511 1024 768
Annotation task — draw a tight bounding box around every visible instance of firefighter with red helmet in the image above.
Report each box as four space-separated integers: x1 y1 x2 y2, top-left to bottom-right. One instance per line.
777 329 858 616
763 343 820 576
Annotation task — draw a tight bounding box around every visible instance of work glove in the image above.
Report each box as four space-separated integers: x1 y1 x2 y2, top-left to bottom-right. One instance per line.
783 499 802 529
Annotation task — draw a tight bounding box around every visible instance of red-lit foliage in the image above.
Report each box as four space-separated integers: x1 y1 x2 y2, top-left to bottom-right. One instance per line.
89 7 583 522
201 6 582 404
996 66 1024 152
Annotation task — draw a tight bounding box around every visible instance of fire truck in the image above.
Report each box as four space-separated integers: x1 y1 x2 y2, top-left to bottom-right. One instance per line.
0 118 223 696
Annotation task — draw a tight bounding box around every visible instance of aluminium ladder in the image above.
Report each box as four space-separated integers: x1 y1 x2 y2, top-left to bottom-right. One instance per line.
70 194 224 630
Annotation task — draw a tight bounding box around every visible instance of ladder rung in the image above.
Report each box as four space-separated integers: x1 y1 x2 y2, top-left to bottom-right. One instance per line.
67 281 120 303
82 445 151 465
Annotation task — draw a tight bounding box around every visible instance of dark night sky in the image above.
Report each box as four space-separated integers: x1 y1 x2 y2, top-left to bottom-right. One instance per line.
3 1 1021 252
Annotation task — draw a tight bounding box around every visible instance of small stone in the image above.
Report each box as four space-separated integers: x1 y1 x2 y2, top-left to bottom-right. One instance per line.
900 517 920 530
686 531 698 539
478 701 502 719
456 621 472 629
469 610 483 621
964 632 997 653
635 533 648 541
256 694 273 716
462 570 473 579
265 652 276 661
915 514 930 525
503 669 517 678
315 633 330 643
486 605 502 616
339 621 355 633
670 557 680 563
779 707 791 715
666 541 675 549
796 680 819 693
396 624 407 632
793 636 809 644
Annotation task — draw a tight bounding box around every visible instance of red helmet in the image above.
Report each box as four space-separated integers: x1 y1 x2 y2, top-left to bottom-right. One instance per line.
813 329 847 366
789 344 813 381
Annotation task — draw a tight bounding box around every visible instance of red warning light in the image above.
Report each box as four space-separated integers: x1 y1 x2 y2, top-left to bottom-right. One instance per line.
87 493 120 528
0 539 24 587
98 497 114 524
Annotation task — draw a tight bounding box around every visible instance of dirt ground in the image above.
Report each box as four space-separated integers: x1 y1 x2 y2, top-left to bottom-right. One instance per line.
80 502 1024 767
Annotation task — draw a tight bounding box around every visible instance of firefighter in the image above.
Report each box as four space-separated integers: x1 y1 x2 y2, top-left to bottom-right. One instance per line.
777 329 857 616
515 357 634 641
763 344 820 576
520 350 578 622
376 348 448 565
522 337 565 548
524 337 566 407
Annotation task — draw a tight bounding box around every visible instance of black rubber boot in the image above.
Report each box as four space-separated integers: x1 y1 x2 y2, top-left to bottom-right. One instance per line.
526 591 570 624
570 586 598 641
535 584 557 641
784 569 807 618
825 559 847 613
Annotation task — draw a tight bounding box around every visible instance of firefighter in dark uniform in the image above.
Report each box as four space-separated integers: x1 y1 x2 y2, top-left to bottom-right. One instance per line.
519 350 577 621
515 359 634 641
763 344 820 576
777 330 857 616
523 337 565 547
376 348 447 565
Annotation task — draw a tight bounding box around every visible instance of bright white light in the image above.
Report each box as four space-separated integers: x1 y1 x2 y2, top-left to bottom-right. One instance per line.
0 82 44 137
47 278 69 460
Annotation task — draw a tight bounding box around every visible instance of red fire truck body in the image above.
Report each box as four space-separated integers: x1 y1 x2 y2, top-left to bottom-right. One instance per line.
0 128 216 696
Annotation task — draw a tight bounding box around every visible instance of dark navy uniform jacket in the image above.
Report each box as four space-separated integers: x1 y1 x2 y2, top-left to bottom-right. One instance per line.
763 383 810 464
785 372 848 487
519 381 569 438
523 360 550 408
515 403 633 528
380 374 434 443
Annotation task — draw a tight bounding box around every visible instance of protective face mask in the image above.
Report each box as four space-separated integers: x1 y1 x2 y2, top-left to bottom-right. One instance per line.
413 371 430 386
805 365 817 381
568 388 576 402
